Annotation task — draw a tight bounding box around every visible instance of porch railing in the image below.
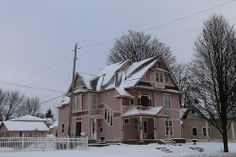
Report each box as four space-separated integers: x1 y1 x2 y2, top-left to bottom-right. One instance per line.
0 136 88 152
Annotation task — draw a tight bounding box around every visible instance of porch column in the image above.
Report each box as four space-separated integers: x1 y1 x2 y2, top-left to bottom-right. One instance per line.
139 116 143 141
93 118 97 140
205 120 209 140
154 118 158 140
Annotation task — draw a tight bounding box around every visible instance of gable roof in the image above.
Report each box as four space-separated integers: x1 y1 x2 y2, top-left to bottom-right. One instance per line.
120 57 158 88
2 121 49 131
96 60 130 91
68 56 179 96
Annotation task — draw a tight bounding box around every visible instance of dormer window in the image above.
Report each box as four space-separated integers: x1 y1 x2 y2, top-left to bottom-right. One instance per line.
156 72 164 83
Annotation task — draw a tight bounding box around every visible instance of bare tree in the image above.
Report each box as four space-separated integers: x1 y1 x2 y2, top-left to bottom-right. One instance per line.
173 63 193 107
4 91 24 120
19 96 41 116
107 30 176 69
0 89 6 120
192 15 236 152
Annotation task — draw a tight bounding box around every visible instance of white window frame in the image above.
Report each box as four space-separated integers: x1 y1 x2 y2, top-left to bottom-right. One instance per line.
202 127 207 136
129 98 134 105
163 93 171 108
91 94 97 109
192 127 197 136
165 120 173 136
156 72 165 83
73 94 82 111
61 123 65 133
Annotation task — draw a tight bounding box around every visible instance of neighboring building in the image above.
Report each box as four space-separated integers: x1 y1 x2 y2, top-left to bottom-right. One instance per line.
49 120 58 137
0 121 49 137
0 115 50 137
58 56 182 142
180 107 236 141
58 97 70 137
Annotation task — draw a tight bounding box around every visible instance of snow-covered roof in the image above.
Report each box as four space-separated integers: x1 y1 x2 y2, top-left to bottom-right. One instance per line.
120 57 158 88
49 120 58 129
61 96 70 105
79 73 97 90
96 61 129 91
179 108 188 119
70 56 178 95
115 87 132 97
3 121 49 131
10 115 47 122
123 106 163 117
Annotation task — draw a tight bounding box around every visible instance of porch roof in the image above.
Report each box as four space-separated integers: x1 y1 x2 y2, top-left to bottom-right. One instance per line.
122 106 163 117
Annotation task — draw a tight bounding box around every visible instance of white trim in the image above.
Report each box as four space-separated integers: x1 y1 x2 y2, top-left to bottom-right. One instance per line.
162 93 172 108
232 122 235 140
192 127 198 136
91 94 97 109
164 119 173 137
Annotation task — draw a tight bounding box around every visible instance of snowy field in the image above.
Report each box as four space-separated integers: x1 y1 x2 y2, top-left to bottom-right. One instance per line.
1 142 236 157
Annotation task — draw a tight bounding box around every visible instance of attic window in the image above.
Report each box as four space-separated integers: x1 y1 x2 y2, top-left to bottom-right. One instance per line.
156 72 164 83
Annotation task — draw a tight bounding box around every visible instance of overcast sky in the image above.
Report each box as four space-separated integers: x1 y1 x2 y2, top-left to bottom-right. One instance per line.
0 0 236 115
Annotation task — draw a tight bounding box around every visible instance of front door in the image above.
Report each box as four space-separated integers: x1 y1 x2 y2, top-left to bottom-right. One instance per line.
76 121 81 137
143 120 148 139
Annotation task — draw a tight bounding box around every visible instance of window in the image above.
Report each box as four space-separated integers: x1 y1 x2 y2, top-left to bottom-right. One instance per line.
203 127 211 136
165 120 173 136
203 128 207 136
91 94 97 109
61 123 65 133
156 72 164 83
74 94 81 111
110 114 113 126
130 98 134 105
192 128 197 136
104 109 107 120
163 94 171 108
124 119 130 125
141 95 150 107
107 112 110 123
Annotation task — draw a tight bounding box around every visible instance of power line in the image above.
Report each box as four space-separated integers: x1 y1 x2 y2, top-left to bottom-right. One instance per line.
143 0 236 31
15 51 73 83
0 81 64 94
39 95 65 105
80 0 236 49
7 0 235 88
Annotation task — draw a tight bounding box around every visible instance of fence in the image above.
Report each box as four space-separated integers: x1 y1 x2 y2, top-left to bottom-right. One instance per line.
0 136 88 152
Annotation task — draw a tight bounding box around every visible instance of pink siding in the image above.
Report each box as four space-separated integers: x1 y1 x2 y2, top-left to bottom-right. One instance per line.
123 118 139 139
97 118 122 141
58 104 70 137
98 90 121 112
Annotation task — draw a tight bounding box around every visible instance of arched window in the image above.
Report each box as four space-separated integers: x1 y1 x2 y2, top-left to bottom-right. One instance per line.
141 95 150 107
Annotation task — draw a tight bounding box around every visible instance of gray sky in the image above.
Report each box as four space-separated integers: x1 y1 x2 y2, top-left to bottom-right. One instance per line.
0 0 236 115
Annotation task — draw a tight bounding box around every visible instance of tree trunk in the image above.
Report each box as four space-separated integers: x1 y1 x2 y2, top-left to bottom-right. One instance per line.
222 125 229 152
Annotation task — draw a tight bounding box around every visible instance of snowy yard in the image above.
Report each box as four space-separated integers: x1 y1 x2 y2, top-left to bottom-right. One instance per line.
1 142 236 157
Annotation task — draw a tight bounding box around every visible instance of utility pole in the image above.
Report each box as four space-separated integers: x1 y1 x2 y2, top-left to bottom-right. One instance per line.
68 43 78 137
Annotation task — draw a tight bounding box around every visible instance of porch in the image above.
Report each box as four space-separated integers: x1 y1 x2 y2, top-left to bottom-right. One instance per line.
122 106 170 142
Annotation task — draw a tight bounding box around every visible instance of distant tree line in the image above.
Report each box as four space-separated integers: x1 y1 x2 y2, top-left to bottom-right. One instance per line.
0 89 41 120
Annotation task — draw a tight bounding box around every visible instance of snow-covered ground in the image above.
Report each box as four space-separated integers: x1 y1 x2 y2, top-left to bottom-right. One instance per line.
1 142 236 157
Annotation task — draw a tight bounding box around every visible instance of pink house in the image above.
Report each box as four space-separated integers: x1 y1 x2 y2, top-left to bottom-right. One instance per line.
58 56 182 142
